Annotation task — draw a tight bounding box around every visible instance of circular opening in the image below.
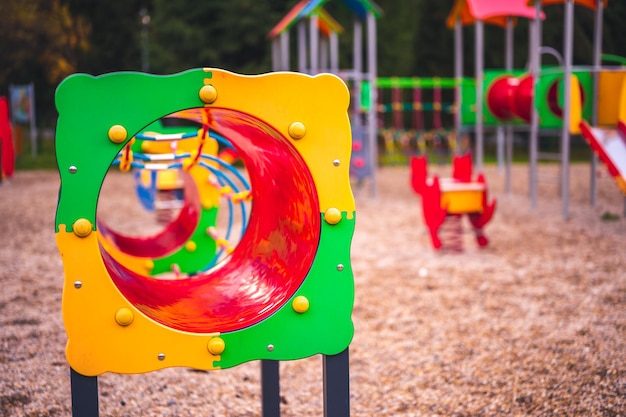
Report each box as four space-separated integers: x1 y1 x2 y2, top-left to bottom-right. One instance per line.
98 116 250 271
546 77 585 119
97 107 321 334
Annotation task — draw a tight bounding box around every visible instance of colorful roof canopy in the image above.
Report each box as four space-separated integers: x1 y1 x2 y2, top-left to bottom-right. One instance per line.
447 0 542 28
302 0 382 20
529 0 608 10
268 0 345 39
268 0 308 38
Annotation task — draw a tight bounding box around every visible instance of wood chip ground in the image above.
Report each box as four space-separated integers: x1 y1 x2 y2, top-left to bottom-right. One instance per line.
0 163 624 416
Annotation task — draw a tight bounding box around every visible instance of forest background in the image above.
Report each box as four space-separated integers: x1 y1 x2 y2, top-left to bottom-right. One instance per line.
2 0 626 129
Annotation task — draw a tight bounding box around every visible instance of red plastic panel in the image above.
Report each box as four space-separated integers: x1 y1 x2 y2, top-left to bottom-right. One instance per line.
452 153 473 182
0 98 15 177
513 75 533 123
409 155 427 195
487 76 519 121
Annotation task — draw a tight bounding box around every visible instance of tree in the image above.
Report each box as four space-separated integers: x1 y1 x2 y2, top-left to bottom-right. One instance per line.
64 0 149 74
0 0 90 125
2 0 626 127
149 1 298 75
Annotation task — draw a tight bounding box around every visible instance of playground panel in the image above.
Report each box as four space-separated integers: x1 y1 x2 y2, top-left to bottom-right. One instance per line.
55 69 356 376
461 68 593 129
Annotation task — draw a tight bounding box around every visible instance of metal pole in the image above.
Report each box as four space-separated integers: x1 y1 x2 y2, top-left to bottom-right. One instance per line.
497 126 505 172
323 349 350 417
475 20 484 171
367 12 378 197
560 0 574 219
261 360 281 417
529 1 542 208
590 0 604 206
352 18 363 128
70 368 99 417
330 32 339 73
454 17 464 154
505 17 514 194
280 32 290 71
309 15 319 74
298 20 307 73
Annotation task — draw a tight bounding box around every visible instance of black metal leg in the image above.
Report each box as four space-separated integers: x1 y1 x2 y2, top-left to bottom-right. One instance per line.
261 360 281 417
70 367 99 417
323 348 350 417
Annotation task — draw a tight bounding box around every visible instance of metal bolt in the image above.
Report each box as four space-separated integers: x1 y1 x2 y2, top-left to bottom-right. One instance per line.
267 344 275 352
69 166 78 174
74 281 83 289
337 264 344 271
333 159 341 167
157 353 165 361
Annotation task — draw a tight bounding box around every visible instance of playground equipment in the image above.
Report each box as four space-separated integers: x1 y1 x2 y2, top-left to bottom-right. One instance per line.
448 0 539 174
0 97 15 181
410 153 496 251
269 0 381 192
130 120 201 222
9 83 37 157
55 68 355 416
374 77 457 165
130 120 241 218
448 0 543 207
579 64 626 196
448 0 615 218
100 123 251 278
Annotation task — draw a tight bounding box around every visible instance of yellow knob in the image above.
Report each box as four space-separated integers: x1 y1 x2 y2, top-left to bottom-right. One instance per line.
108 125 127 144
292 295 310 313
185 240 197 252
144 260 154 273
72 218 93 237
115 308 134 326
324 208 342 225
199 85 218 104
288 122 306 139
207 337 225 355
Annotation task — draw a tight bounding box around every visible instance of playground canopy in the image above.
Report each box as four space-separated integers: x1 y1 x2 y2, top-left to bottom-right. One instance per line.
532 0 608 9
446 0 539 27
448 0 610 27
268 0 344 39
301 0 382 20
269 0 382 39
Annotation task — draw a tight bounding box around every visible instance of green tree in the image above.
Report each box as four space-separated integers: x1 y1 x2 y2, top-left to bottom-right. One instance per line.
0 0 90 125
64 0 149 74
2 0 626 128
149 1 297 75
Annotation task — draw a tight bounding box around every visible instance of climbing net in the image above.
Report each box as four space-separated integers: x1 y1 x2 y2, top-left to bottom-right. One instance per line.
376 77 458 165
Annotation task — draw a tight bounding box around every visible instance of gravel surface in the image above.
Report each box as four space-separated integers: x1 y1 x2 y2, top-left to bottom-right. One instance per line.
0 163 624 416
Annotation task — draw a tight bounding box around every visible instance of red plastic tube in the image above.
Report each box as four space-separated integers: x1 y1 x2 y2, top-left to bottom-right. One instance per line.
102 108 321 334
